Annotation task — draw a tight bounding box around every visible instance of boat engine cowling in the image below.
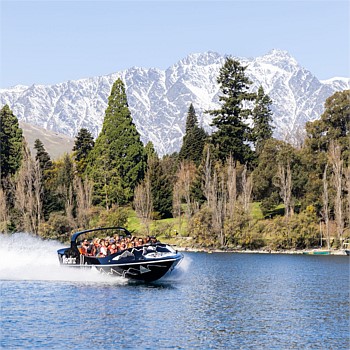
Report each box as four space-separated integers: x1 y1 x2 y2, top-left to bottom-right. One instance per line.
57 247 80 265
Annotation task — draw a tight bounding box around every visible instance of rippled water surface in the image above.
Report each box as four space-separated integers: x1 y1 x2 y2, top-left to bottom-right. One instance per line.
0 233 349 349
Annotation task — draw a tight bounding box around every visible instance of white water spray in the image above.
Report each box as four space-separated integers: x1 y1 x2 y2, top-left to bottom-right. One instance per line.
161 252 192 281
0 233 126 284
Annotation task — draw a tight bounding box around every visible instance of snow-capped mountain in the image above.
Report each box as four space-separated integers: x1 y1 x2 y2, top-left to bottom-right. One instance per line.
1 50 349 156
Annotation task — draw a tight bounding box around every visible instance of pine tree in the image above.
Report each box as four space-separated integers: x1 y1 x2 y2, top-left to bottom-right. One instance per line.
179 104 207 165
150 157 173 219
144 141 158 163
86 79 145 206
0 105 24 181
33 139 58 219
34 139 52 172
252 86 274 155
73 128 94 176
208 58 255 164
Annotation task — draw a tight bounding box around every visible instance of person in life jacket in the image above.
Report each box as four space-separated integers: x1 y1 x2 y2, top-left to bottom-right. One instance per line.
98 239 107 257
80 239 89 255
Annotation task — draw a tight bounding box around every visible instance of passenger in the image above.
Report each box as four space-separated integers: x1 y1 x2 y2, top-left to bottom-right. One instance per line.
120 239 127 251
150 236 157 244
80 239 89 255
125 237 133 248
99 239 107 257
86 241 92 255
91 238 100 256
106 238 115 255
108 243 117 255
138 238 144 246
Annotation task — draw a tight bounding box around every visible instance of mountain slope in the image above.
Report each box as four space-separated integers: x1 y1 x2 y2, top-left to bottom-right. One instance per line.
20 122 74 159
1 50 349 155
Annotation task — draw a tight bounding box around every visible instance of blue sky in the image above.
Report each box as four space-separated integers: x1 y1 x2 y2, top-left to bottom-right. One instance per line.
0 0 349 88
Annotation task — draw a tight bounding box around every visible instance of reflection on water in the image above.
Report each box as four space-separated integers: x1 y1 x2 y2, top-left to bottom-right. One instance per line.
0 233 349 349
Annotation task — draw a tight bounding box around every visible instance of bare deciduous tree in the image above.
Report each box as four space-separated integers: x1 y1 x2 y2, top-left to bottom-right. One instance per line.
226 156 236 219
345 164 350 234
274 161 292 218
240 164 252 214
0 186 9 233
75 177 93 228
211 169 226 246
14 145 42 234
329 141 344 247
203 147 212 206
172 181 182 232
322 164 331 249
175 161 197 220
134 171 153 234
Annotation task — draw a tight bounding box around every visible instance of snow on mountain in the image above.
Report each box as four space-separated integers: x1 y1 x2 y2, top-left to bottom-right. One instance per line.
1 50 349 156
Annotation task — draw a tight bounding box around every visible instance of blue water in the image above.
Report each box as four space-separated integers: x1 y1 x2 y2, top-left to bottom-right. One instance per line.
0 234 349 349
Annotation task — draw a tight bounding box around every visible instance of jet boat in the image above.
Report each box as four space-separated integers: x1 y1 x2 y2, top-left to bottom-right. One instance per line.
57 227 183 282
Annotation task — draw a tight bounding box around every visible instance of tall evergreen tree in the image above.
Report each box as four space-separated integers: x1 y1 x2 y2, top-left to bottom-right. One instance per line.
252 86 274 155
34 139 57 219
34 139 52 172
179 104 208 165
149 156 173 219
73 128 95 176
302 89 350 211
86 79 145 206
0 105 24 181
144 141 158 163
207 58 255 164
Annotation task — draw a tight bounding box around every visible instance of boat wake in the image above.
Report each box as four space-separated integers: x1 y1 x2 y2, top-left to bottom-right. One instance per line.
161 253 191 282
0 233 126 285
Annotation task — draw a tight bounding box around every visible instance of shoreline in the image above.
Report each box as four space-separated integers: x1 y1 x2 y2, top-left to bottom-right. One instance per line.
174 246 348 256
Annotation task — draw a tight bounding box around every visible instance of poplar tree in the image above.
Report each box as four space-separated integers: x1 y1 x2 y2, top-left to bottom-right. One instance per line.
208 58 255 164
179 104 207 165
86 78 145 206
0 105 24 181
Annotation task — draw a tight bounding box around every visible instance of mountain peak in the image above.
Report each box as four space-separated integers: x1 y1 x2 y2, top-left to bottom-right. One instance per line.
1 50 348 156
260 49 299 69
177 51 223 67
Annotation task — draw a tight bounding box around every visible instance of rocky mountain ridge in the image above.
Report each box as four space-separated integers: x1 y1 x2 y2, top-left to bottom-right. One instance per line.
1 49 349 155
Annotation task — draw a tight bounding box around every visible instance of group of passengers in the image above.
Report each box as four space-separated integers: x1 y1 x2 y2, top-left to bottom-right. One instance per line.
79 235 157 257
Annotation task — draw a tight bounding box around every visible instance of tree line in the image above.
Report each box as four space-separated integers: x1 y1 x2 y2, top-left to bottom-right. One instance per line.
1 57 349 250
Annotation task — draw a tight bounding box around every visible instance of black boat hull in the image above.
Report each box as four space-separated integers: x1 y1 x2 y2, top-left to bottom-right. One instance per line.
57 227 183 282
58 252 182 282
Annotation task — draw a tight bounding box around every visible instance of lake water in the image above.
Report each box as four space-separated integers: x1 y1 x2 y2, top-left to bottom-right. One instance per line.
0 233 349 349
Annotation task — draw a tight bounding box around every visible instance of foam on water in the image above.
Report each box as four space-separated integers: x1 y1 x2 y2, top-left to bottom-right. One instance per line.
0 232 126 285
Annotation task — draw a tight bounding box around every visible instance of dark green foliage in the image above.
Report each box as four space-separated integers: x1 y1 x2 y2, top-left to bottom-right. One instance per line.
179 104 208 165
73 128 94 176
55 154 75 213
305 90 349 158
86 78 146 206
252 139 305 215
144 141 158 163
302 89 350 211
252 86 274 155
34 139 52 172
34 139 55 219
149 157 173 219
208 58 256 164
0 105 24 181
